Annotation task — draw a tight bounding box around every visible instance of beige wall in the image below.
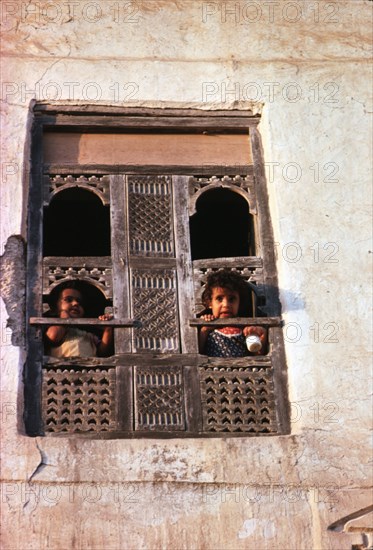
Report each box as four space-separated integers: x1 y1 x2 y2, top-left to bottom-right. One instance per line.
1 1 372 548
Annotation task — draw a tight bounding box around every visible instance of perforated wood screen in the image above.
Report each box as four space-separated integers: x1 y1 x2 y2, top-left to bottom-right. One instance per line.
25 108 289 438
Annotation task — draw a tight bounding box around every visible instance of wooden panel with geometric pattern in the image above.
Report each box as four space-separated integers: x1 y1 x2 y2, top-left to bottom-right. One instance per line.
134 365 185 431
199 362 278 433
42 365 116 433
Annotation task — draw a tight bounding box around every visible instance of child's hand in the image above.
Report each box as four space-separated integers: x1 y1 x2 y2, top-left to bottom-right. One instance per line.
200 314 215 322
98 313 113 321
97 313 114 357
243 326 267 348
200 314 216 336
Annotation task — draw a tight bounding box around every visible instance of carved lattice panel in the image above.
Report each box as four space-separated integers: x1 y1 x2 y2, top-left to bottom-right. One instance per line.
42 366 116 433
42 257 113 299
135 366 185 431
128 175 174 256
44 175 110 206
189 175 257 215
199 364 278 433
131 269 180 352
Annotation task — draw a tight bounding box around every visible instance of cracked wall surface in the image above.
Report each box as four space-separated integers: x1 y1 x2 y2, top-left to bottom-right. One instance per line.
1 1 372 549
0 236 26 347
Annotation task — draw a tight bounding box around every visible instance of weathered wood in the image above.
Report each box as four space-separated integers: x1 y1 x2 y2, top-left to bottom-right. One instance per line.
35 104 259 119
36 105 260 129
44 133 252 168
129 257 177 269
25 106 289 438
43 430 279 440
269 327 291 435
193 256 262 268
250 127 281 316
116 365 133 431
40 115 259 130
43 256 112 266
173 176 199 353
30 317 141 327
189 317 282 327
24 119 45 436
43 353 201 368
110 175 132 353
44 164 254 176
183 365 203 432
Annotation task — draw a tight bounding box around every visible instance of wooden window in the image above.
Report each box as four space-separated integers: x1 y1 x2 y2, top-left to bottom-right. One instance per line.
24 106 290 438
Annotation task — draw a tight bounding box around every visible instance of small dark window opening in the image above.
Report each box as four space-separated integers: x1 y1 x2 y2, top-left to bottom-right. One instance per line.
190 189 254 260
43 188 111 257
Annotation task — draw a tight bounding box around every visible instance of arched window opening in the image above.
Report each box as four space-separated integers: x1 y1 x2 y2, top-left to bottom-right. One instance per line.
43 187 111 257
189 188 254 260
45 279 110 319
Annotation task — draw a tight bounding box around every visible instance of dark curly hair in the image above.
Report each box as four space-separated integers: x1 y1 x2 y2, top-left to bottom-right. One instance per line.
201 269 250 315
47 280 107 318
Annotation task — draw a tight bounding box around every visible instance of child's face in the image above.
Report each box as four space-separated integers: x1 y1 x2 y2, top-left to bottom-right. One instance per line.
209 287 240 319
57 289 85 318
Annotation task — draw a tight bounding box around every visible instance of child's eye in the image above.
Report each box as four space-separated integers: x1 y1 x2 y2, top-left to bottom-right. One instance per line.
63 296 82 304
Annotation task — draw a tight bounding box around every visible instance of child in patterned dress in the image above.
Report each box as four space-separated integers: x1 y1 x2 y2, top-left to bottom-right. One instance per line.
45 282 113 357
198 270 267 357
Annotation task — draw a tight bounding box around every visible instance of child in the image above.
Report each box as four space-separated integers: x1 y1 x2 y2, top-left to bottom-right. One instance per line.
198 269 267 357
45 282 114 358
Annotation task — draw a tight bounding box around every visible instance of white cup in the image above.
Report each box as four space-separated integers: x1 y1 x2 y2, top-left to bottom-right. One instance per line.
246 334 262 353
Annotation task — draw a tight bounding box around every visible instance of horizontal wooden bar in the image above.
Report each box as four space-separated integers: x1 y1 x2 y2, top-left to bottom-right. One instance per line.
43 430 278 440
38 114 259 130
44 165 254 176
43 256 112 266
34 104 259 119
30 317 141 328
189 317 282 327
193 256 262 268
42 353 273 368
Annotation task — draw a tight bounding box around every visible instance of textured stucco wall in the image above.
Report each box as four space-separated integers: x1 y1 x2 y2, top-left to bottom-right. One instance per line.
1 1 372 549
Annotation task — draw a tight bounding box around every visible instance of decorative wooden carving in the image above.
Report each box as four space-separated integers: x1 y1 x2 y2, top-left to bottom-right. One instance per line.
199 363 278 433
189 175 257 216
42 366 116 433
128 175 174 256
44 175 110 206
131 269 179 352
43 257 113 299
135 365 185 430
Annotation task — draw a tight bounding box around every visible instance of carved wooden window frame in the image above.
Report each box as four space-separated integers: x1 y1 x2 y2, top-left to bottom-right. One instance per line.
24 104 290 438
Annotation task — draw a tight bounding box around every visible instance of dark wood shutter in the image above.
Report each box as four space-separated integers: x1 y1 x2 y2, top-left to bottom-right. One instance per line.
24 109 289 438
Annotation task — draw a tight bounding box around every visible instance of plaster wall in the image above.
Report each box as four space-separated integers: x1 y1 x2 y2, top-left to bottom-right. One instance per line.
1 1 372 548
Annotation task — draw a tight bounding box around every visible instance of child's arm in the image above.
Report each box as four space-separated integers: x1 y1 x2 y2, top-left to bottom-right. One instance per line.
45 310 69 346
96 314 114 357
243 325 268 354
198 314 216 354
